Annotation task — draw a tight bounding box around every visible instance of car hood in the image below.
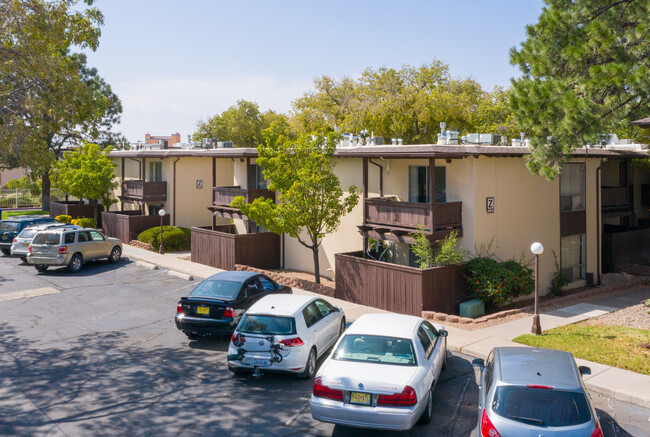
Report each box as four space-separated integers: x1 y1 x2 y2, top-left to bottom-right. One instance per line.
318 359 418 393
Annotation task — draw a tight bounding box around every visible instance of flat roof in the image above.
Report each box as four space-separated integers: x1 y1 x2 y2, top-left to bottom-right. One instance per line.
109 144 647 160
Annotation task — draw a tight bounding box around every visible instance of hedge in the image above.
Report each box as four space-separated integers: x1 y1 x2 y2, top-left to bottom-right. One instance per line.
137 226 191 252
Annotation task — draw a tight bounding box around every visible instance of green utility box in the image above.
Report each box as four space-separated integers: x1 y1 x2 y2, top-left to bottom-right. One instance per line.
459 299 485 318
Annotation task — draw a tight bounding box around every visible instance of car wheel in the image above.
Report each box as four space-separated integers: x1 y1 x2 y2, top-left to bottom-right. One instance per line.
299 347 317 379
108 246 121 263
186 333 199 341
418 388 433 425
67 253 83 273
20 256 27 263
35 264 49 272
1 249 10 255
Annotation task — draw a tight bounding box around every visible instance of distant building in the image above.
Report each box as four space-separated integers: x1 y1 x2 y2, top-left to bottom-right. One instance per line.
145 133 181 148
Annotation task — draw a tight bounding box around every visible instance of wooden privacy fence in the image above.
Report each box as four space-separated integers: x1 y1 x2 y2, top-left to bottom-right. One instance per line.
101 211 169 243
602 227 650 273
50 201 103 226
335 252 467 316
191 226 280 271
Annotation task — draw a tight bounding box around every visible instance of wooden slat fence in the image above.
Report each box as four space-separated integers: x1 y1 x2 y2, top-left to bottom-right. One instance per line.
335 252 466 316
101 211 169 243
602 227 650 272
50 202 103 227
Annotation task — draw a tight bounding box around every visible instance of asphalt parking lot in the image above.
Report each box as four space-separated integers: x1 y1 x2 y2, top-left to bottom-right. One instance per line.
0 256 648 436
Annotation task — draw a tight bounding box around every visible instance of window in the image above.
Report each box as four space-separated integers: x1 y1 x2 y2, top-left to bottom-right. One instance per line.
302 302 323 328
249 163 268 189
314 299 335 317
408 166 446 204
560 164 585 211
333 335 416 366
484 351 494 392
77 231 91 242
89 231 104 241
64 233 75 244
189 280 241 300
421 321 439 343
238 315 296 335
258 276 277 291
561 234 585 282
149 161 163 182
244 279 262 296
417 326 434 359
32 232 60 245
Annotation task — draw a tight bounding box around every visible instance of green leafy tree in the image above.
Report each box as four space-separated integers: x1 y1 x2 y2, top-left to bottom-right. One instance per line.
510 0 650 179
50 142 118 211
5 175 41 196
0 1 122 210
193 100 291 148
232 128 360 283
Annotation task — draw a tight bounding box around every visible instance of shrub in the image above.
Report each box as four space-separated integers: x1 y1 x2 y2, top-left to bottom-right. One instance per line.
56 215 72 224
412 227 435 269
71 217 97 228
549 249 568 296
463 257 534 309
412 228 466 269
138 226 191 251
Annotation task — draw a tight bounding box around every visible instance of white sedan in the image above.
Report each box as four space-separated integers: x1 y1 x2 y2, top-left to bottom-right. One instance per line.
310 313 448 431
227 294 345 379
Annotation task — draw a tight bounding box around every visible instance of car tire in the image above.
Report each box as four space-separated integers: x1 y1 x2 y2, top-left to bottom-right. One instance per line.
20 256 27 263
35 264 49 272
67 253 83 273
108 246 121 263
418 388 433 425
339 318 346 338
186 333 199 341
299 347 317 379
1 249 10 255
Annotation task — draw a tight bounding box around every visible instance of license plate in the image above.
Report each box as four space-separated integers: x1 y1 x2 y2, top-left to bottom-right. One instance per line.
196 306 209 315
22 243 29 247
250 359 270 367
350 392 371 405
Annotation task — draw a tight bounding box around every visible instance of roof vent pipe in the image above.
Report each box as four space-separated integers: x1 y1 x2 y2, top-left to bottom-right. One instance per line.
391 138 397 145
398 138 403 146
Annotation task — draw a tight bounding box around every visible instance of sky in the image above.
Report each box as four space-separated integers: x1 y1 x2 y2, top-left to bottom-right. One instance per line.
83 0 545 144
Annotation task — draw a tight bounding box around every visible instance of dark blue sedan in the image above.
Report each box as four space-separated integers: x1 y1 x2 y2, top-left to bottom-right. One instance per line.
175 271 291 340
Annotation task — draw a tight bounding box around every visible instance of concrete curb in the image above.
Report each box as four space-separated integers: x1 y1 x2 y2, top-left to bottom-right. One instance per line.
167 270 194 281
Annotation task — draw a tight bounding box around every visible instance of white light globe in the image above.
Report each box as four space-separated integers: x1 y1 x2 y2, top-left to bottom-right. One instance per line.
530 242 544 255
158 209 166 216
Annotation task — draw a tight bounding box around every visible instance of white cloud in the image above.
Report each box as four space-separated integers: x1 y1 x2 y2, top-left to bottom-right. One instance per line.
114 75 314 143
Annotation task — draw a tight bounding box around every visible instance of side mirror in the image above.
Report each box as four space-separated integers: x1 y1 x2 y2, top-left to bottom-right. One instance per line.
439 329 448 338
578 366 591 376
472 358 485 369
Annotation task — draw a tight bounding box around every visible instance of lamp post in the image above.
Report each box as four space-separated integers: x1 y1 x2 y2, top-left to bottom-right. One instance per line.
158 209 166 254
530 242 544 335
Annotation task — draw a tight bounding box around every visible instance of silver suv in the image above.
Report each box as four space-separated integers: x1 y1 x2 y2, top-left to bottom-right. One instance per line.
27 228 123 273
11 223 81 262
473 347 602 437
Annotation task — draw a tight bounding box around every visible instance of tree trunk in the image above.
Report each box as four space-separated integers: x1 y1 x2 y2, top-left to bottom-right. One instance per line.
41 170 51 212
312 245 321 284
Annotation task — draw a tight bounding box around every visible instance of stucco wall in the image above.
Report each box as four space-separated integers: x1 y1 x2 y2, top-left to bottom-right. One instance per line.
0 167 28 187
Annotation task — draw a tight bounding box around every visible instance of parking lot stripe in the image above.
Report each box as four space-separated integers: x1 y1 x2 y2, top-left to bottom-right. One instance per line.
0 287 60 302
283 399 311 427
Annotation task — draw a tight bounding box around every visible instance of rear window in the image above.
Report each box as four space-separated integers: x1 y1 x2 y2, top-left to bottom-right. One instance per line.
0 222 19 232
238 315 296 335
189 280 241 300
333 334 416 366
492 386 591 427
32 232 61 245
18 228 38 239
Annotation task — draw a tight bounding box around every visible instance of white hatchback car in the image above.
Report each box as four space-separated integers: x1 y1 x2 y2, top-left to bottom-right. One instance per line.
310 313 448 431
226 294 345 379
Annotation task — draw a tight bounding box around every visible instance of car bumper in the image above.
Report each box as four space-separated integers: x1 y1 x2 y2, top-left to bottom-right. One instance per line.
0 242 11 249
11 244 29 256
310 396 422 431
26 254 70 266
227 350 304 374
174 315 237 335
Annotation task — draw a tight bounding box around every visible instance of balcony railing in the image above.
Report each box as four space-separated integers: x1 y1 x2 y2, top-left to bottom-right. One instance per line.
602 187 630 209
121 180 167 201
213 186 275 206
364 198 462 232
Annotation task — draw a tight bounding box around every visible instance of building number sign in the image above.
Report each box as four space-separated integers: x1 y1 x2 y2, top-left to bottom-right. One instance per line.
486 197 495 213
196 180 203 189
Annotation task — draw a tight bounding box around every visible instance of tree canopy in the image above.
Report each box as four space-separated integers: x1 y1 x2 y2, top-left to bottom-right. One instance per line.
232 127 360 283
291 61 519 143
510 0 650 179
193 100 291 148
50 142 118 210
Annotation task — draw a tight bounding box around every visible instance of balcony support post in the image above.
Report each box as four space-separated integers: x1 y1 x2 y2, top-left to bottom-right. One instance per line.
121 157 125 211
429 157 436 237
363 158 368 258
141 157 147 214
212 157 216 230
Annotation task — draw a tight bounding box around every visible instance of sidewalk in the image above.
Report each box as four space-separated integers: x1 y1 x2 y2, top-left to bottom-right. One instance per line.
122 245 650 408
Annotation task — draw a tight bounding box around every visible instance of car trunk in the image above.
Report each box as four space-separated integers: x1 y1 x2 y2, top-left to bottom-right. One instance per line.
320 359 418 394
179 297 227 319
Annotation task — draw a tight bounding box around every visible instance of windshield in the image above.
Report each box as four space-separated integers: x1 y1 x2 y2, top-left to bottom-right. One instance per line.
18 228 38 239
492 386 591 427
238 315 296 335
0 222 20 232
333 334 416 366
189 279 241 300
32 232 61 245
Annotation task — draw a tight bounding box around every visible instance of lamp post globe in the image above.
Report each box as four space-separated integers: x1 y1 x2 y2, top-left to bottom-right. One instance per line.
530 242 543 335
158 209 166 254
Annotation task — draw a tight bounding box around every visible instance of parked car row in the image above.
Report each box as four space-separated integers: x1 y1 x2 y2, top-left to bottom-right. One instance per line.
174 272 604 436
1 216 122 273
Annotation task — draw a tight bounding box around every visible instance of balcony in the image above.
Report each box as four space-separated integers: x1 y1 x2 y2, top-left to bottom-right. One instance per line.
121 180 167 202
210 186 275 220
361 198 462 242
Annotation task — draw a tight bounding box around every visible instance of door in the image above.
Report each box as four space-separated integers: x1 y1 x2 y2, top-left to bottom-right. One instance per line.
313 299 339 349
89 230 110 258
302 302 327 355
242 278 264 309
75 231 93 259
421 320 444 381
416 325 436 391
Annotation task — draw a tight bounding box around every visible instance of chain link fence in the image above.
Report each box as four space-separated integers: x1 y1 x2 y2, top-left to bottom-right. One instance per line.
0 188 78 209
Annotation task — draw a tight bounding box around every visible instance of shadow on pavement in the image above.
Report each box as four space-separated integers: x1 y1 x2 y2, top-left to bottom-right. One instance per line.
33 258 133 277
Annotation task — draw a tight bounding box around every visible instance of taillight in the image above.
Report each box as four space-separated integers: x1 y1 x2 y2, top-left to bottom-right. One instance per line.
312 377 343 401
526 384 554 390
28 247 32 253
176 303 183 314
279 337 304 347
223 307 235 318
591 421 604 437
480 409 501 437
377 385 417 406
12 238 17 243
58 246 67 254
231 333 245 344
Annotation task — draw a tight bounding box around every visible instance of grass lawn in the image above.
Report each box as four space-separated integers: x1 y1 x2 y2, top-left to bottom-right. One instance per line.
513 323 650 375
1 210 49 219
